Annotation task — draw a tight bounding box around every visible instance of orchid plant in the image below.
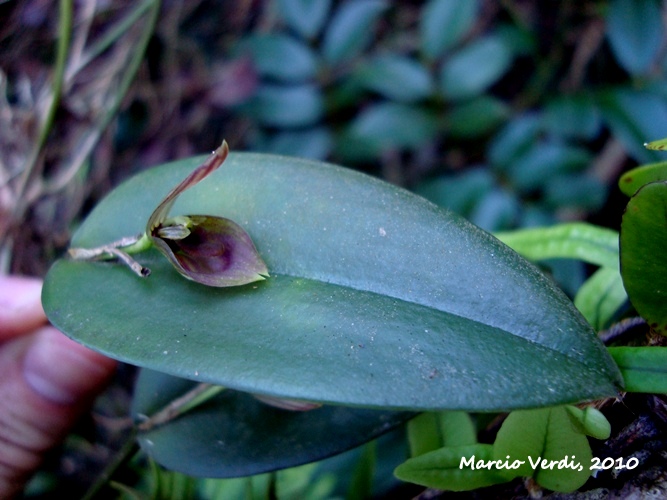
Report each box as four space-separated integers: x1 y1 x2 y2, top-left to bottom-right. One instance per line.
68 141 268 287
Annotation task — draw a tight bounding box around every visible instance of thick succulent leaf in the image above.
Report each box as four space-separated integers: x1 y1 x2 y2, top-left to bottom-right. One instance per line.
407 411 476 457
620 181 667 335
565 406 611 440
493 407 593 492
608 347 667 394
394 444 508 491
43 153 622 410
574 268 627 331
618 161 667 197
132 370 413 477
645 136 667 151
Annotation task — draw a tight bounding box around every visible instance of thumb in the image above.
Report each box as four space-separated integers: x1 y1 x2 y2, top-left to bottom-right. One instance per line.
0 326 117 498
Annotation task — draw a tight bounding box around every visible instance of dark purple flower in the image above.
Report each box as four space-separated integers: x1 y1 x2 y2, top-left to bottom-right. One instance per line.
148 142 268 286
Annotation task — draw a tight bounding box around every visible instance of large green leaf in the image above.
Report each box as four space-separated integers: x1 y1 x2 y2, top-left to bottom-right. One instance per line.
132 370 412 477
620 181 667 335
43 153 622 410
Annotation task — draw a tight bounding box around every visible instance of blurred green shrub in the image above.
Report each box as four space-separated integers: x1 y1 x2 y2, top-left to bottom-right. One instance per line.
228 0 667 244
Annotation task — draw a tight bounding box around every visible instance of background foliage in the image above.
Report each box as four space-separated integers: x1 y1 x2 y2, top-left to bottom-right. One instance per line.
2 0 667 497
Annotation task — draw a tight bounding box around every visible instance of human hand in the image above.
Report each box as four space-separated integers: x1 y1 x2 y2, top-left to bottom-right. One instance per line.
0 276 117 498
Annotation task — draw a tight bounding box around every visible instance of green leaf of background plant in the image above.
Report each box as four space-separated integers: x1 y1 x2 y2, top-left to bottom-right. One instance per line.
544 174 607 212
493 407 593 492
439 412 477 447
415 168 494 215
322 0 387 64
394 444 509 491
420 0 479 60
354 55 433 102
447 96 510 138
543 94 601 140
605 0 663 75
598 89 667 164
132 370 412 478
565 406 611 440
276 0 331 39
495 223 619 270
574 267 627 331
407 411 476 458
487 113 541 170
242 84 323 127
608 347 667 393
439 34 513 101
43 152 621 410
502 141 592 193
469 188 519 232
241 34 318 82
620 181 667 335
346 102 439 151
260 128 332 160
618 161 667 197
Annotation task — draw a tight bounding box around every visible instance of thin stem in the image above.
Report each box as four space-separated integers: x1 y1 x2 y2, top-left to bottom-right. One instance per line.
68 233 152 277
66 0 157 81
13 0 73 203
81 428 140 500
122 232 153 254
137 383 226 432
42 0 162 195
38 0 72 151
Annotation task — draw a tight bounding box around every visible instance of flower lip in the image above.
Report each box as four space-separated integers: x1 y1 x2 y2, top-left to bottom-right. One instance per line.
152 215 269 287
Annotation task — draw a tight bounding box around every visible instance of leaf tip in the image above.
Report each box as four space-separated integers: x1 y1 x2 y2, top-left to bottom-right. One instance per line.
214 140 230 159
